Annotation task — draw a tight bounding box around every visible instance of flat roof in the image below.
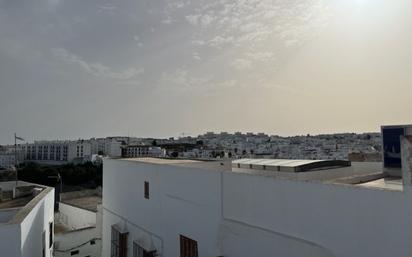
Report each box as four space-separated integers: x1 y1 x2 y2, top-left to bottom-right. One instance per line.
0 195 34 209
233 158 351 172
381 124 412 128
0 183 53 224
61 196 102 212
121 157 205 165
357 177 402 191
114 157 231 172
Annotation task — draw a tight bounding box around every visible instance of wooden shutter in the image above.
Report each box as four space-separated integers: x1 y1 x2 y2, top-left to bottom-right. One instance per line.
180 235 198 257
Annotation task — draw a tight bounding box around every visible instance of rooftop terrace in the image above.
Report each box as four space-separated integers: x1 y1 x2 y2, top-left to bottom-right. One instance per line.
116 157 403 191
0 181 51 224
118 157 231 171
0 195 35 209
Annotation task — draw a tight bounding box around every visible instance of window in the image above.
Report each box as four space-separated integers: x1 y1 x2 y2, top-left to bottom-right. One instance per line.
180 235 198 257
90 240 96 245
133 242 156 257
111 226 128 257
42 231 46 257
49 222 54 248
70 250 79 255
144 181 149 199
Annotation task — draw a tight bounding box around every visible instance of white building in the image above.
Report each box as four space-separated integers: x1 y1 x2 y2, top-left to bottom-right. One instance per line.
54 189 102 257
105 137 129 158
0 181 55 257
68 140 93 163
22 141 69 164
90 137 127 157
0 153 15 169
21 140 93 164
18 137 131 164
101 124 412 257
122 145 165 158
90 138 107 156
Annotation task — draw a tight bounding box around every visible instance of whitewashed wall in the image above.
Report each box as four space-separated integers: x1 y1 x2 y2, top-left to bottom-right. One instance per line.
20 188 55 257
0 186 54 257
103 159 412 257
58 203 96 230
0 223 21 256
0 208 19 223
102 159 223 257
233 162 383 182
54 227 100 257
223 172 412 257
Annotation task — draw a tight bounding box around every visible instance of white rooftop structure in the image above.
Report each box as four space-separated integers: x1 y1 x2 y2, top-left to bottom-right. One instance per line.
0 181 55 257
232 158 351 172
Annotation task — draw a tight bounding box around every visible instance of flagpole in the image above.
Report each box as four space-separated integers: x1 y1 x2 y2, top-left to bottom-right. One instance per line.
14 133 18 186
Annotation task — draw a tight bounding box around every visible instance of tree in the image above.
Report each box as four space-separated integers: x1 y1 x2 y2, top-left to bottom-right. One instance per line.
17 161 102 189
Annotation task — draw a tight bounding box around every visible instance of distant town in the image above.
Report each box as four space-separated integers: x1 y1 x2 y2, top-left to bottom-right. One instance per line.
0 131 382 170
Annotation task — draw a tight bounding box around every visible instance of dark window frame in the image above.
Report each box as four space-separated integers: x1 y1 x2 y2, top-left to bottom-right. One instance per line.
133 242 156 257
144 181 150 199
70 250 79 255
42 231 46 257
49 221 54 248
111 226 128 257
180 235 198 257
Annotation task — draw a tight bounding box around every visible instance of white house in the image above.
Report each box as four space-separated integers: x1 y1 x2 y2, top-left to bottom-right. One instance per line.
54 189 102 257
0 181 55 257
101 125 412 257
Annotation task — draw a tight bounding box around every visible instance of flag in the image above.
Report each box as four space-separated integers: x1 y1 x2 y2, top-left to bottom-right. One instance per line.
15 135 25 141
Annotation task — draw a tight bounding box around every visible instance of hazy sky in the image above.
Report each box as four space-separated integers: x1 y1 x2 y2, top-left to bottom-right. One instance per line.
1 0 412 144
